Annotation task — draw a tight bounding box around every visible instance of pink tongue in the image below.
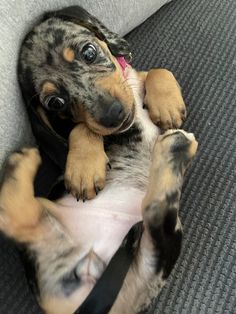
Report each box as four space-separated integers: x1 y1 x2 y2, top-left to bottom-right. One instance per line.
116 56 128 75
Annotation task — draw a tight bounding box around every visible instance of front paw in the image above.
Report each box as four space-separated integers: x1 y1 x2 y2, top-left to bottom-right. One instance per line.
64 150 109 201
144 69 187 130
146 99 186 130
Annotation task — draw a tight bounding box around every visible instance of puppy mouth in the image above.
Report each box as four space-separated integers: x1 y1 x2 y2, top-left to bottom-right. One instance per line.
116 106 135 133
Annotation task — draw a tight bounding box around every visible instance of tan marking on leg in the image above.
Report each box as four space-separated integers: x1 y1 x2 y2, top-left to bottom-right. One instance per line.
142 129 197 209
0 149 45 242
143 69 186 130
142 167 177 211
0 148 65 243
188 137 198 158
65 123 108 200
63 47 75 62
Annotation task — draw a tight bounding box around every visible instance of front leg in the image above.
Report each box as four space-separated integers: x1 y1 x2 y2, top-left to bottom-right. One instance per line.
64 123 109 201
138 69 186 129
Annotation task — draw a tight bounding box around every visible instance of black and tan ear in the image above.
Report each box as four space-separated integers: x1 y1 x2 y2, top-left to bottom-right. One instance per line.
43 5 131 58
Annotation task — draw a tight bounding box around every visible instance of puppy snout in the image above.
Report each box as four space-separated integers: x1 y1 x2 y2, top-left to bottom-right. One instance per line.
99 101 125 128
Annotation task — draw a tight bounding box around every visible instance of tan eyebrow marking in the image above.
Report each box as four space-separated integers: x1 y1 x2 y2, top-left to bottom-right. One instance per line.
63 47 75 62
42 82 57 94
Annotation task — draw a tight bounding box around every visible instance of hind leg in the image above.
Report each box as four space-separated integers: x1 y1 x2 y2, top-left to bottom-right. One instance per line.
0 148 45 242
141 130 197 282
141 130 197 273
111 130 198 313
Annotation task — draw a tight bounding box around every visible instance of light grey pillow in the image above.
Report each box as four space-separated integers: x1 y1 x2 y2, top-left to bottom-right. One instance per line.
0 0 172 171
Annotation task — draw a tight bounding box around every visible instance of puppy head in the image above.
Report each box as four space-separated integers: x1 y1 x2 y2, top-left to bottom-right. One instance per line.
18 6 135 136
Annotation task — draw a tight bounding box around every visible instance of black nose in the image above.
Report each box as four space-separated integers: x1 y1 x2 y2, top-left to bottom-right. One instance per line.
99 101 125 128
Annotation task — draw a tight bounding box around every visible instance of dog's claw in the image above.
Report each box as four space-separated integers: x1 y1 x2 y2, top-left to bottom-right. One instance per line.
76 194 80 202
107 162 112 170
95 185 101 195
143 104 147 110
82 190 87 202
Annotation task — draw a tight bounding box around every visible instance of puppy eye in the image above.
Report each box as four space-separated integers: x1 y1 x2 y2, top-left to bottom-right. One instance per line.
81 43 97 64
43 95 66 111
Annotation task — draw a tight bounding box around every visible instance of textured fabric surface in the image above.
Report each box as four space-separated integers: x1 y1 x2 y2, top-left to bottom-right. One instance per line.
0 0 236 313
0 0 171 172
126 0 236 312
0 236 41 313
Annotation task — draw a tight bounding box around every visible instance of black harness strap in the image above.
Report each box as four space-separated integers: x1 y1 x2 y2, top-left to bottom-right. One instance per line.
75 221 143 314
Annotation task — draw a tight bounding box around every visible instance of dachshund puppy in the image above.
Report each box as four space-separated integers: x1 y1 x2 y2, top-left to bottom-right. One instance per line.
0 127 197 313
18 6 186 200
0 6 196 313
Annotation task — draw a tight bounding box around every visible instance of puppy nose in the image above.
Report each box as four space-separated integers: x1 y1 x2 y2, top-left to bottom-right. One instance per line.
99 101 125 128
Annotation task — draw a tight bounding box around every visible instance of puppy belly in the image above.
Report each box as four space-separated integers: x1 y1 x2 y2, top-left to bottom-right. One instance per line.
55 185 143 264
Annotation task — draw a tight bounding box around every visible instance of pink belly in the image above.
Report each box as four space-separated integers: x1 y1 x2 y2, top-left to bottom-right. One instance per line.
55 185 144 264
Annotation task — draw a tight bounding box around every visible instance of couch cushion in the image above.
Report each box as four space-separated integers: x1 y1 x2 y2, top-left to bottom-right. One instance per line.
0 0 171 173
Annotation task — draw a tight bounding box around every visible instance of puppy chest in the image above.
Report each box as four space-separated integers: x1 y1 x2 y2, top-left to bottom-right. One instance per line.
55 186 143 264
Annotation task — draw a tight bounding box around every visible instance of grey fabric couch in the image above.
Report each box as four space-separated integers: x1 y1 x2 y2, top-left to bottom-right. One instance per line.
0 0 236 313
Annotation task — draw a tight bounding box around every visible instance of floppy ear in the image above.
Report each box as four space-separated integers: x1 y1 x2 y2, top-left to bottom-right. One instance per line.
43 6 131 58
